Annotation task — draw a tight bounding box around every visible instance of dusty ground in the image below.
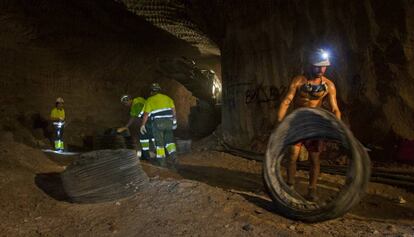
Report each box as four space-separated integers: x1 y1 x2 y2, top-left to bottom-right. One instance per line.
1 133 414 237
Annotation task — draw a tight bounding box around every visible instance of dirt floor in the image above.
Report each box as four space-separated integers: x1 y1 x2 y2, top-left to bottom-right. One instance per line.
1 134 414 237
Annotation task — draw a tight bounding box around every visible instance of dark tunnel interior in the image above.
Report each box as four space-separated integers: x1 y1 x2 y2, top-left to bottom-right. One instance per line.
1 0 414 235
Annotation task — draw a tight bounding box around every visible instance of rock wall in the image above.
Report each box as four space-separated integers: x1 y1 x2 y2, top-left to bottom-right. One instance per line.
191 0 414 159
0 0 205 147
4 0 412 159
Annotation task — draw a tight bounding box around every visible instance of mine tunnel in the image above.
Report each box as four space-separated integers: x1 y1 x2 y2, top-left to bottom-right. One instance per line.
1 0 414 236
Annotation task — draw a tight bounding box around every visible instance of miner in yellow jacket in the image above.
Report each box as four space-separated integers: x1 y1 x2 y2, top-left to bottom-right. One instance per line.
117 95 152 160
50 97 65 151
140 83 177 167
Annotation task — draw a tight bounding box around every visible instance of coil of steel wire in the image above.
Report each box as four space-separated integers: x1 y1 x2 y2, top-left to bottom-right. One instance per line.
61 149 149 203
264 107 371 222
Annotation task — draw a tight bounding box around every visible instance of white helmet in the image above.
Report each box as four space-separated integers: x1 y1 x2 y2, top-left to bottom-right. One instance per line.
56 97 64 103
120 95 131 102
150 83 161 92
310 49 330 66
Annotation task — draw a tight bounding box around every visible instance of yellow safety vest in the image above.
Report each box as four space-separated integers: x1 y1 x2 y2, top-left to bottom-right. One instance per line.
143 93 175 118
130 97 146 117
50 108 65 120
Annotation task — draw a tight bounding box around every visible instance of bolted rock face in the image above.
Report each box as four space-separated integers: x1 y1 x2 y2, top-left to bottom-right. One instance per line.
192 0 414 158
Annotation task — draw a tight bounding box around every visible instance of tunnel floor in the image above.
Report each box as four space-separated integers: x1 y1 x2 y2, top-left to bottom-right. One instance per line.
1 140 414 236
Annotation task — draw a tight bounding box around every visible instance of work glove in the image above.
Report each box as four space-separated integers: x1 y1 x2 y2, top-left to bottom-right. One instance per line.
140 125 147 135
117 127 127 133
172 118 177 130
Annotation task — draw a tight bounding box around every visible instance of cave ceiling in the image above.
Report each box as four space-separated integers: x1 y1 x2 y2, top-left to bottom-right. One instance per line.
117 0 220 56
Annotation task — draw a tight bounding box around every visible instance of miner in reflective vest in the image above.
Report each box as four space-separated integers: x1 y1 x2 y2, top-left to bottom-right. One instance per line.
117 95 152 160
50 97 65 152
140 83 177 166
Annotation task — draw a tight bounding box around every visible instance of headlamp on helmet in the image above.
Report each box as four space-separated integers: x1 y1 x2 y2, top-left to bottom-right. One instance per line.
310 49 331 67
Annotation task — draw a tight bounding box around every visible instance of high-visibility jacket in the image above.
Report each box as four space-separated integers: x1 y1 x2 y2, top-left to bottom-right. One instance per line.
50 108 65 121
143 93 175 120
130 97 146 117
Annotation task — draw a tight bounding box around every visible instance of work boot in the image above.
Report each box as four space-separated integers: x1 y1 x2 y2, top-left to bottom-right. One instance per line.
140 156 149 161
156 158 167 168
140 151 150 161
167 153 178 165
166 157 178 172
305 188 318 202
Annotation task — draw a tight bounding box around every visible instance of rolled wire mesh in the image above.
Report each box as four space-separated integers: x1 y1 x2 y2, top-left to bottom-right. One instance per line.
61 149 149 203
264 107 371 221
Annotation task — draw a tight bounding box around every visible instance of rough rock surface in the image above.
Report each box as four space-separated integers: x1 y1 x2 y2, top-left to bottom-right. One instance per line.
0 0 216 147
186 0 414 159
1 136 414 236
2 1 413 158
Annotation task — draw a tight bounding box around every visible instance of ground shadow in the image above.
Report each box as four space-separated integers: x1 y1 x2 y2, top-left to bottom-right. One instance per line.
350 194 414 220
177 164 264 193
35 172 70 202
176 163 280 213
238 193 277 213
176 163 414 222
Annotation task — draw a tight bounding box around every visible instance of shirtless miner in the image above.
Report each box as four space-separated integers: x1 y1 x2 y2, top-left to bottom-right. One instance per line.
276 49 342 201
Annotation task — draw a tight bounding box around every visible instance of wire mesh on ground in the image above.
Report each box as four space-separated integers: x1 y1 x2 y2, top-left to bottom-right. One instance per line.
61 149 149 203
